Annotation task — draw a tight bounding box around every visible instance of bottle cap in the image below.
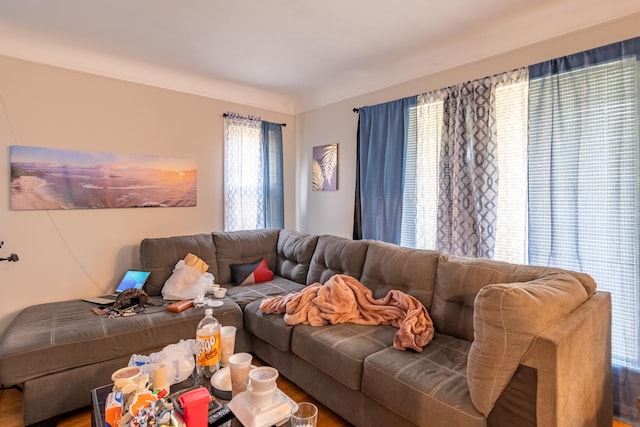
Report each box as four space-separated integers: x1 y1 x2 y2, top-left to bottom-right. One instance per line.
205 308 213 316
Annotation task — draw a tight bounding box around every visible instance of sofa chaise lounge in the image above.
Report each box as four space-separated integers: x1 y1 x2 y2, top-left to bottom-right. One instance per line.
0 228 612 426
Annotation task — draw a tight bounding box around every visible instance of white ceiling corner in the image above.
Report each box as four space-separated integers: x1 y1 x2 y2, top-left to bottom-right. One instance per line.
0 0 639 114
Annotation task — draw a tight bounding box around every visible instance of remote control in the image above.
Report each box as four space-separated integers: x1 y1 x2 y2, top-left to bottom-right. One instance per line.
209 403 234 426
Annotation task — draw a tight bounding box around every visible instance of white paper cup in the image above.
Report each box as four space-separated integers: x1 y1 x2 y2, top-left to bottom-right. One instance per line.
248 366 278 392
220 326 237 367
213 288 227 298
228 352 252 396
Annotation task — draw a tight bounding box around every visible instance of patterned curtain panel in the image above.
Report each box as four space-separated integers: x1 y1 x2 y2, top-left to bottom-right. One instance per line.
436 69 528 258
224 114 264 231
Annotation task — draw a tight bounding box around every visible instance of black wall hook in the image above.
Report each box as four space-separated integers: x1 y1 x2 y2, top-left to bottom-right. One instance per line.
0 241 19 262
0 253 18 262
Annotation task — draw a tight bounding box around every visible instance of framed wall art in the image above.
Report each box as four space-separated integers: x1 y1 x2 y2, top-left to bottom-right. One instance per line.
10 145 197 210
312 143 338 191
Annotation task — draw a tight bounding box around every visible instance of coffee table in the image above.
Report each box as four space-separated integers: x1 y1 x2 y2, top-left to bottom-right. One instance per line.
91 378 237 427
91 376 296 427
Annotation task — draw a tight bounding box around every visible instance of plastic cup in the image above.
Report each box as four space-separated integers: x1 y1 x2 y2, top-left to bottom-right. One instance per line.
220 326 237 367
290 402 318 427
248 366 278 392
228 352 252 397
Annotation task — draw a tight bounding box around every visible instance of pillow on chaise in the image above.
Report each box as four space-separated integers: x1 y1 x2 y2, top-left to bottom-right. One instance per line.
230 258 273 285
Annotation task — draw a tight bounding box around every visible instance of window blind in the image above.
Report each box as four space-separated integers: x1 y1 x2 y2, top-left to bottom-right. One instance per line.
528 57 640 367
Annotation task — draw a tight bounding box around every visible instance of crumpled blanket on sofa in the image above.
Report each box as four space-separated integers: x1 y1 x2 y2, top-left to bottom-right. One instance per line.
260 274 434 351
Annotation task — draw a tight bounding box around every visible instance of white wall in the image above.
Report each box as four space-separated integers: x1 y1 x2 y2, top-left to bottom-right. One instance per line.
296 14 640 238
0 57 295 334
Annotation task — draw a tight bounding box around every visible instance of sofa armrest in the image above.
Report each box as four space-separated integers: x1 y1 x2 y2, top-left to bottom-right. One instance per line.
468 272 590 416
521 291 612 427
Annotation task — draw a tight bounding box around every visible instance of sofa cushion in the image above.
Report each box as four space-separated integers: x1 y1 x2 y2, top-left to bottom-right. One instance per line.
362 333 485 427
0 297 242 386
276 230 319 284
360 240 439 310
244 299 296 352
140 233 217 296
306 235 369 285
291 323 396 390
230 258 273 285
430 255 596 342
467 272 589 416
213 229 280 285
225 276 305 308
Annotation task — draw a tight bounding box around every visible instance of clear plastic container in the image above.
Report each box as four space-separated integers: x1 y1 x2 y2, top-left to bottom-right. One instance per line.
195 308 221 378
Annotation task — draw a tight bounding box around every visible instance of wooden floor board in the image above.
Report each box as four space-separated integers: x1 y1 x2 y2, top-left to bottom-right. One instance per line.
0 383 631 427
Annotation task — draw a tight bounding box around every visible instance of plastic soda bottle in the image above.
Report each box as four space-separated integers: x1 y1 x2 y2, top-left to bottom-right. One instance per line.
196 308 220 378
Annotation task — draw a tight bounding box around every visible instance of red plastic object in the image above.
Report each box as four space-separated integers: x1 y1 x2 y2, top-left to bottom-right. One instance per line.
178 387 211 427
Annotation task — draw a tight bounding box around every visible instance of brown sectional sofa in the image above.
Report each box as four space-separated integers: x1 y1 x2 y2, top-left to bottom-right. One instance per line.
0 228 612 426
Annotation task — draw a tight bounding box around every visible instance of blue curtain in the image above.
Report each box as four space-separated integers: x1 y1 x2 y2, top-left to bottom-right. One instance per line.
528 37 640 424
355 97 416 243
261 121 284 229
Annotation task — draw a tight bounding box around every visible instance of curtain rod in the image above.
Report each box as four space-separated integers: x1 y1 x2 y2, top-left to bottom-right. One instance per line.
353 108 359 113
222 112 286 127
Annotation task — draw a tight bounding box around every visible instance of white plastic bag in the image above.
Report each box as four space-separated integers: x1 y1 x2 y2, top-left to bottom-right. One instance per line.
129 339 197 385
162 259 213 300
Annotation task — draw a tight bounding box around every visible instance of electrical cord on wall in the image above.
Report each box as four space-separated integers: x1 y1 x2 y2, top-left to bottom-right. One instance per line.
0 91 21 263
0 89 19 146
1 89 99 289
46 210 101 291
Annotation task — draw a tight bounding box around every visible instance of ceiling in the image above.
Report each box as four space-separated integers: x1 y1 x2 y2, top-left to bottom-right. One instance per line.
0 1 639 114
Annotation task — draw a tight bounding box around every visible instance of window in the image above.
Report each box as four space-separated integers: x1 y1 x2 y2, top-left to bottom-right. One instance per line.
528 57 640 369
223 114 283 231
357 37 640 423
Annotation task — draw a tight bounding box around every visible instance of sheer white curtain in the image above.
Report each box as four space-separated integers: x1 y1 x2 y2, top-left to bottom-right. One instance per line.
224 115 264 231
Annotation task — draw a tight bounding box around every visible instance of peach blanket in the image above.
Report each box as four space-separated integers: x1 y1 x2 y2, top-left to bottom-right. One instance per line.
259 274 434 351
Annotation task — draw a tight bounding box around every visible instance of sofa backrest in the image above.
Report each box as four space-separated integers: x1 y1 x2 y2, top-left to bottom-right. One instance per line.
139 233 217 296
307 235 369 285
212 229 280 285
276 230 319 284
360 240 439 310
430 254 597 342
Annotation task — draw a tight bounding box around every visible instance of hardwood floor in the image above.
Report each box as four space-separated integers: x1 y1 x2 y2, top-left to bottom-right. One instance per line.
0 382 632 427
0 372 352 427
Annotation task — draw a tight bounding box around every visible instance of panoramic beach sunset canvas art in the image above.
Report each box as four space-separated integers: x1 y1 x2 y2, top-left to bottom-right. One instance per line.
10 146 197 210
